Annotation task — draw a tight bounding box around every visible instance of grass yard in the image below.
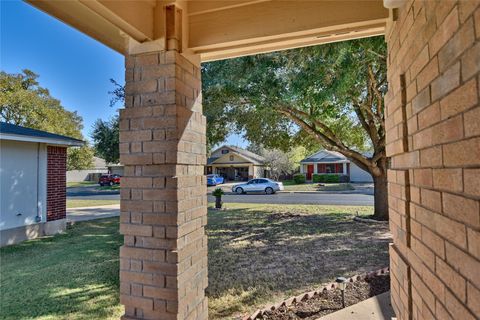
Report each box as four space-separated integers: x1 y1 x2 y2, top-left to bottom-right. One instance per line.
207 204 390 318
0 204 390 320
66 181 96 188
0 219 123 320
67 199 120 208
282 182 354 192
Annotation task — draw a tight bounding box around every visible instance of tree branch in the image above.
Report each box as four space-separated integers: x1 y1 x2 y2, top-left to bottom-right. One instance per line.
278 106 374 172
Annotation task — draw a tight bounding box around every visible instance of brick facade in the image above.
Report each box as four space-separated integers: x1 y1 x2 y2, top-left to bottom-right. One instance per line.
119 50 208 320
46 146 67 221
385 1 480 319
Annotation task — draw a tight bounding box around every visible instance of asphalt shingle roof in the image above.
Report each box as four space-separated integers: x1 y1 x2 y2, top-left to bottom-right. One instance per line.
300 150 348 163
0 122 84 144
208 145 266 165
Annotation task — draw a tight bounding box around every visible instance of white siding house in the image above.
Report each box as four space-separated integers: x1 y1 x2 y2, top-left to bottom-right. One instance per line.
299 150 373 182
0 122 83 246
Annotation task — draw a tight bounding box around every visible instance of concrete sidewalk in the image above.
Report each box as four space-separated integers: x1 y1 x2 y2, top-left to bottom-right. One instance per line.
67 204 120 223
318 291 395 320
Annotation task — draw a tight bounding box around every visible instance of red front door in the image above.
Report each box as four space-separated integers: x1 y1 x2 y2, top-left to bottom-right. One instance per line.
307 164 314 180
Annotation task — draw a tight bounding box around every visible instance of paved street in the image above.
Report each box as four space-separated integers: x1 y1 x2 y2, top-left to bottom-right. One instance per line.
208 192 373 206
67 185 120 200
67 184 374 206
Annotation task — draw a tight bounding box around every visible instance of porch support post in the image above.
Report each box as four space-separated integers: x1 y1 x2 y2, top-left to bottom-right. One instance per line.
342 163 347 175
119 48 208 320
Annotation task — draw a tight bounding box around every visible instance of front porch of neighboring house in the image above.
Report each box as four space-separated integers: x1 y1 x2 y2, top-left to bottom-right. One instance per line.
300 162 349 181
206 164 265 181
206 145 268 181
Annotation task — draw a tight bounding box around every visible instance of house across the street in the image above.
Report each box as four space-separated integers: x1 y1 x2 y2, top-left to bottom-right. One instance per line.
0 122 83 246
300 150 373 182
206 145 268 181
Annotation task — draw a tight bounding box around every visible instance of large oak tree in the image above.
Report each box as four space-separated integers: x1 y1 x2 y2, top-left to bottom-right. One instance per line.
0 69 93 170
202 37 388 220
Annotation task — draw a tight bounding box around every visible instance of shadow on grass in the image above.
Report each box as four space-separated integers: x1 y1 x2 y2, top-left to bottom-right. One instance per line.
0 205 389 320
206 205 391 318
0 218 123 320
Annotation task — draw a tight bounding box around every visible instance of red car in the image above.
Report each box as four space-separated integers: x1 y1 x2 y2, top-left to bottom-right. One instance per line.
99 174 121 186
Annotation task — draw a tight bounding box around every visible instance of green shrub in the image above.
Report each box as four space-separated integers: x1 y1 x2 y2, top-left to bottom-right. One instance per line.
312 174 321 183
316 174 339 183
325 174 339 183
212 188 224 197
293 174 306 184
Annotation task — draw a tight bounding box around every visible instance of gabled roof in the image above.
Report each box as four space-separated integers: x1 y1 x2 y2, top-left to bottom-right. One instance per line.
208 145 266 165
207 157 220 165
0 122 84 146
300 150 348 163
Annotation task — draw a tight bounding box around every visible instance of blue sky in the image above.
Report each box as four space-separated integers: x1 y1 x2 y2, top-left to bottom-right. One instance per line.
1 0 246 147
1 1 124 141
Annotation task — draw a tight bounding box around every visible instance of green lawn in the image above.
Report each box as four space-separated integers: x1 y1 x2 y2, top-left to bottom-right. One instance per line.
67 199 120 208
282 181 355 192
66 181 96 188
0 204 390 320
0 219 123 320
95 185 121 191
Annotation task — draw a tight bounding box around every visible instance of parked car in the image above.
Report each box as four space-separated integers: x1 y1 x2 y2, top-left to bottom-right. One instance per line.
232 178 284 194
111 174 121 184
99 174 121 186
207 174 224 186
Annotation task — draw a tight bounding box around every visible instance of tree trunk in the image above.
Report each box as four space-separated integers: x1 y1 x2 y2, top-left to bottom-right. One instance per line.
373 173 388 220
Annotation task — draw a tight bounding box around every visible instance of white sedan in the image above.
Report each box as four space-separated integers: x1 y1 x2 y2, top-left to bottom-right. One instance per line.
232 178 284 195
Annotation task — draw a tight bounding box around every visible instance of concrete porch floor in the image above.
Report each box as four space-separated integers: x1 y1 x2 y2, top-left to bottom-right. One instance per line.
318 291 395 320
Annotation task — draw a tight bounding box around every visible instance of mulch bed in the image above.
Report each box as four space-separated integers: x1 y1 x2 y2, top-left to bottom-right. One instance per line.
257 274 390 320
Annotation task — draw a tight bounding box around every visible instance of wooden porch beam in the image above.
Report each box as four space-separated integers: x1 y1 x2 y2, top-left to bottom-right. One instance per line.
188 0 388 60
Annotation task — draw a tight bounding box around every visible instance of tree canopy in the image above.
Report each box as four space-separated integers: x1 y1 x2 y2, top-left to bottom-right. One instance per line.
202 37 389 219
0 69 93 170
91 116 120 164
0 70 84 139
202 37 386 162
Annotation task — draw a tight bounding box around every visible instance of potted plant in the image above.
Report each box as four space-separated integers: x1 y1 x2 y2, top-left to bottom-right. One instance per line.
212 187 224 209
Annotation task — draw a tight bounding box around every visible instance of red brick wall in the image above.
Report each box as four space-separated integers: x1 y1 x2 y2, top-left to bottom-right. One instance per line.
47 146 67 221
385 1 480 319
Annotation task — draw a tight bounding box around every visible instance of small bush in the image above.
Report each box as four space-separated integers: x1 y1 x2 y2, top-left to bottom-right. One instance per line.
212 188 224 197
316 174 340 183
293 174 306 184
312 174 321 183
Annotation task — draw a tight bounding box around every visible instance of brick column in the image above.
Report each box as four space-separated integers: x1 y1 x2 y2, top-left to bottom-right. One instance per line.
46 146 67 221
385 1 480 320
119 50 208 320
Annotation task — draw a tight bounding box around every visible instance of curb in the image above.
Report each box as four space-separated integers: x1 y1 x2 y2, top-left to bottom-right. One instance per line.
242 266 390 320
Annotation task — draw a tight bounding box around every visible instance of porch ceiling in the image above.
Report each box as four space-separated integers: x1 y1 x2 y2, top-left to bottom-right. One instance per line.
26 0 388 61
